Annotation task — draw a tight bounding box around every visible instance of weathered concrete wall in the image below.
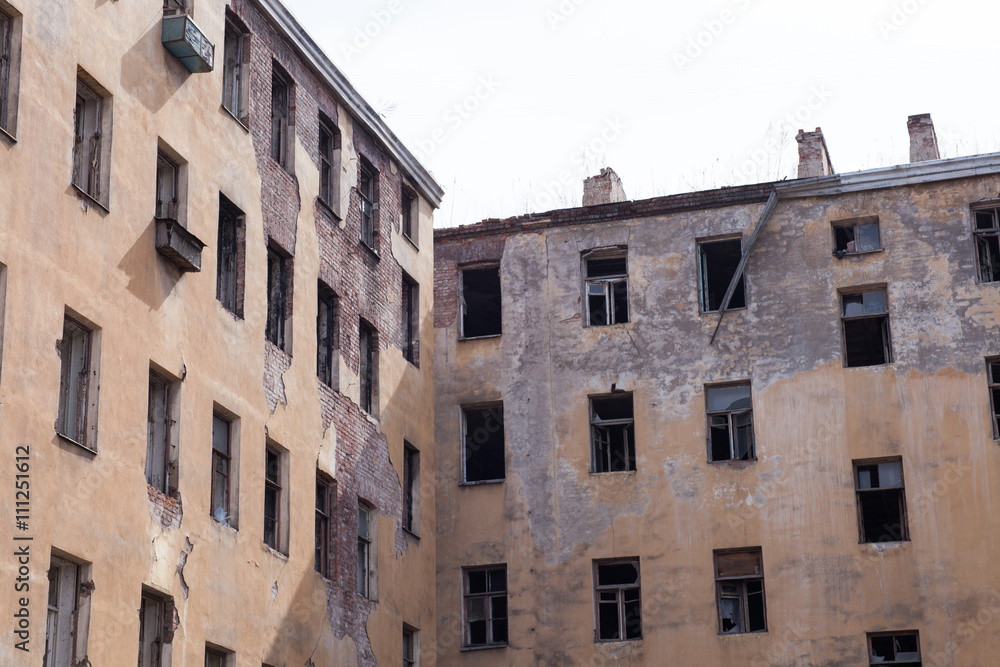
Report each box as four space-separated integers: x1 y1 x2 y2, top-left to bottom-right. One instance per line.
434 175 1000 665
0 0 436 665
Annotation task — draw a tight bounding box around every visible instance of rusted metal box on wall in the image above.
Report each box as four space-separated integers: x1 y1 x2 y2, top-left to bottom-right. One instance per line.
161 14 214 73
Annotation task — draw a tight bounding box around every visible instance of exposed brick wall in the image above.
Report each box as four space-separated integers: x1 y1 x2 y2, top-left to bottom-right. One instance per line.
147 485 182 530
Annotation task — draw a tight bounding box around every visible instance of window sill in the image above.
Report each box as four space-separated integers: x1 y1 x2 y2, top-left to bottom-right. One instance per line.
221 105 250 132
459 478 505 487
590 469 637 475
699 306 747 317
56 432 97 455
718 629 768 636
595 637 643 644
403 526 420 540
833 248 884 258
71 184 110 214
357 592 378 602
843 362 894 370
269 155 294 176
859 539 910 546
211 517 239 532
263 544 289 560
459 333 502 341
0 125 16 144
360 239 381 260
403 232 419 251
460 644 508 652
316 196 342 221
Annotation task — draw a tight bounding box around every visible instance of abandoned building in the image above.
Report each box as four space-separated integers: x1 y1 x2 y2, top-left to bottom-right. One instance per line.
434 116 1000 665
0 0 442 665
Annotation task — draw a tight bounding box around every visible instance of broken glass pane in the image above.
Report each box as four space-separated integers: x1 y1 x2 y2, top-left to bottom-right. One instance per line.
857 223 880 251
707 385 751 412
598 562 638 586
467 570 487 594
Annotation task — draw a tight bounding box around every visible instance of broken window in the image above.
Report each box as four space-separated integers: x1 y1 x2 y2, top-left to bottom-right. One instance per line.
211 410 237 527
146 369 179 496
833 216 880 256
590 394 635 473
714 548 767 634
315 472 333 577
460 266 502 338
842 288 892 367
263 442 287 554
402 273 419 365
221 13 249 124
854 458 909 543
216 194 245 317
45 555 91 667
463 566 508 648
0 4 21 136
57 313 99 450
359 157 379 252
72 72 112 207
585 252 629 326
868 631 921 666
974 207 1000 282
698 238 746 312
357 500 376 599
403 626 418 667
706 383 754 462
594 559 642 641
270 65 291 168
138 589 174 667
317 283 338 387
359 321 376 415
204 645 233 667
266 243 292 352
988 358 1000 438
318 114 341 211
462 405 505 483
402 186 418 243
403 442 419 534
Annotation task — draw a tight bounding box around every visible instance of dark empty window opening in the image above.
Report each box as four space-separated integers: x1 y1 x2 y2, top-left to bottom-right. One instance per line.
594 559 642 641
463 405 505 483
974 207 1000 283
699 238 746 312
317 283 338 386
461 266 502 338
842 288 891 367
833 216 881 257
464 566 508 648
989 358 1000 439
714 548 767 634
590 394 635 473
403 442 419 534
585 253 629 326
270 67 290 167
706 383 754 462
359 322 376 415
855 458 909 543
359 158 378 251
868 631 921 666
216 194 245 317
266 243 291 352
402 273 419 365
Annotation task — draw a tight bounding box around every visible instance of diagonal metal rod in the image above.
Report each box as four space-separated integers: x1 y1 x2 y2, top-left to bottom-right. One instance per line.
710 189 780 345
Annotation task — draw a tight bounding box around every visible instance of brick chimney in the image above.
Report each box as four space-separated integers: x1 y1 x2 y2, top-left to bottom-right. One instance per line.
796 128 834 179
583 168 627 206
907 113 940 162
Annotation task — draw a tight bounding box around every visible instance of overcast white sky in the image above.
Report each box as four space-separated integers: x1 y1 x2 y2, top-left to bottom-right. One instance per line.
282 0 1000 227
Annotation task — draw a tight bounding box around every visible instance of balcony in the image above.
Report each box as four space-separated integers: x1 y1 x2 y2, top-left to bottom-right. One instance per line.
155 218 205 273
161 13 214 73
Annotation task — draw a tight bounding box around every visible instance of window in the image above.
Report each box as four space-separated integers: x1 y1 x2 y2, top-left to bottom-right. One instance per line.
462 405 505 483
590 394 635 473
402 273 419 365
270 65 292 168
460 266 501 338
699 238 746 312
0 2 22 137
44 555 91 667
585 252 629 326
146 369 179 495
204 645 233 667
359 321 377 415
138 589 173 667
988 358 1000 438
974 206 1000 282
317 283 338 386
264 443 288 554
867 631 921 666
154 145 187 225
403 626 418 667
315 472 333 577
706 383 754 462
359 157 379 251
221 13 249 124
833 216 880 256
57 313 100 450
854 458 909 543
593 559 641 642
266 243 292 352
403 442 419 534
357 500 376 599
216 194 245 317
842 288 891 367
463 566 508 648
714 548 767 634
211 410 238 528
318 114 341 213
72 71 112 208
402 187 417 243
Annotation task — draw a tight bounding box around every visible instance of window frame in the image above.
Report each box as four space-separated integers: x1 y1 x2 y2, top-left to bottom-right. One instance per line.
263 442 288 555
402 272 419 366
705 382 755 463
269 64 293 169
583 249 629 327
57 312 100 452
0 2 22 139
357 500 376 599
988 357 1000 439
593 558 642 642
359 156 379 253
973 205 1000 284
265 242 292 353
317 282 338 387
462 565 509 649
211 408 238 528
853 456 909 543
318 114 341 216
359 321 377 415
713 547 767 635
45 553 91 667
461 403 506 484
146 368 180 496
402 186 418 245
204 644 234 667
403 625 419 666
315 471 333 577
832 215 881 256
137 588 173 667
840 286 892 367
72 70 112 210
589 393 636 473
403 441 419 535
867 630 921 665
697 236 747 313
459 264 502 339
221 12 250 125
216 194 245 318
